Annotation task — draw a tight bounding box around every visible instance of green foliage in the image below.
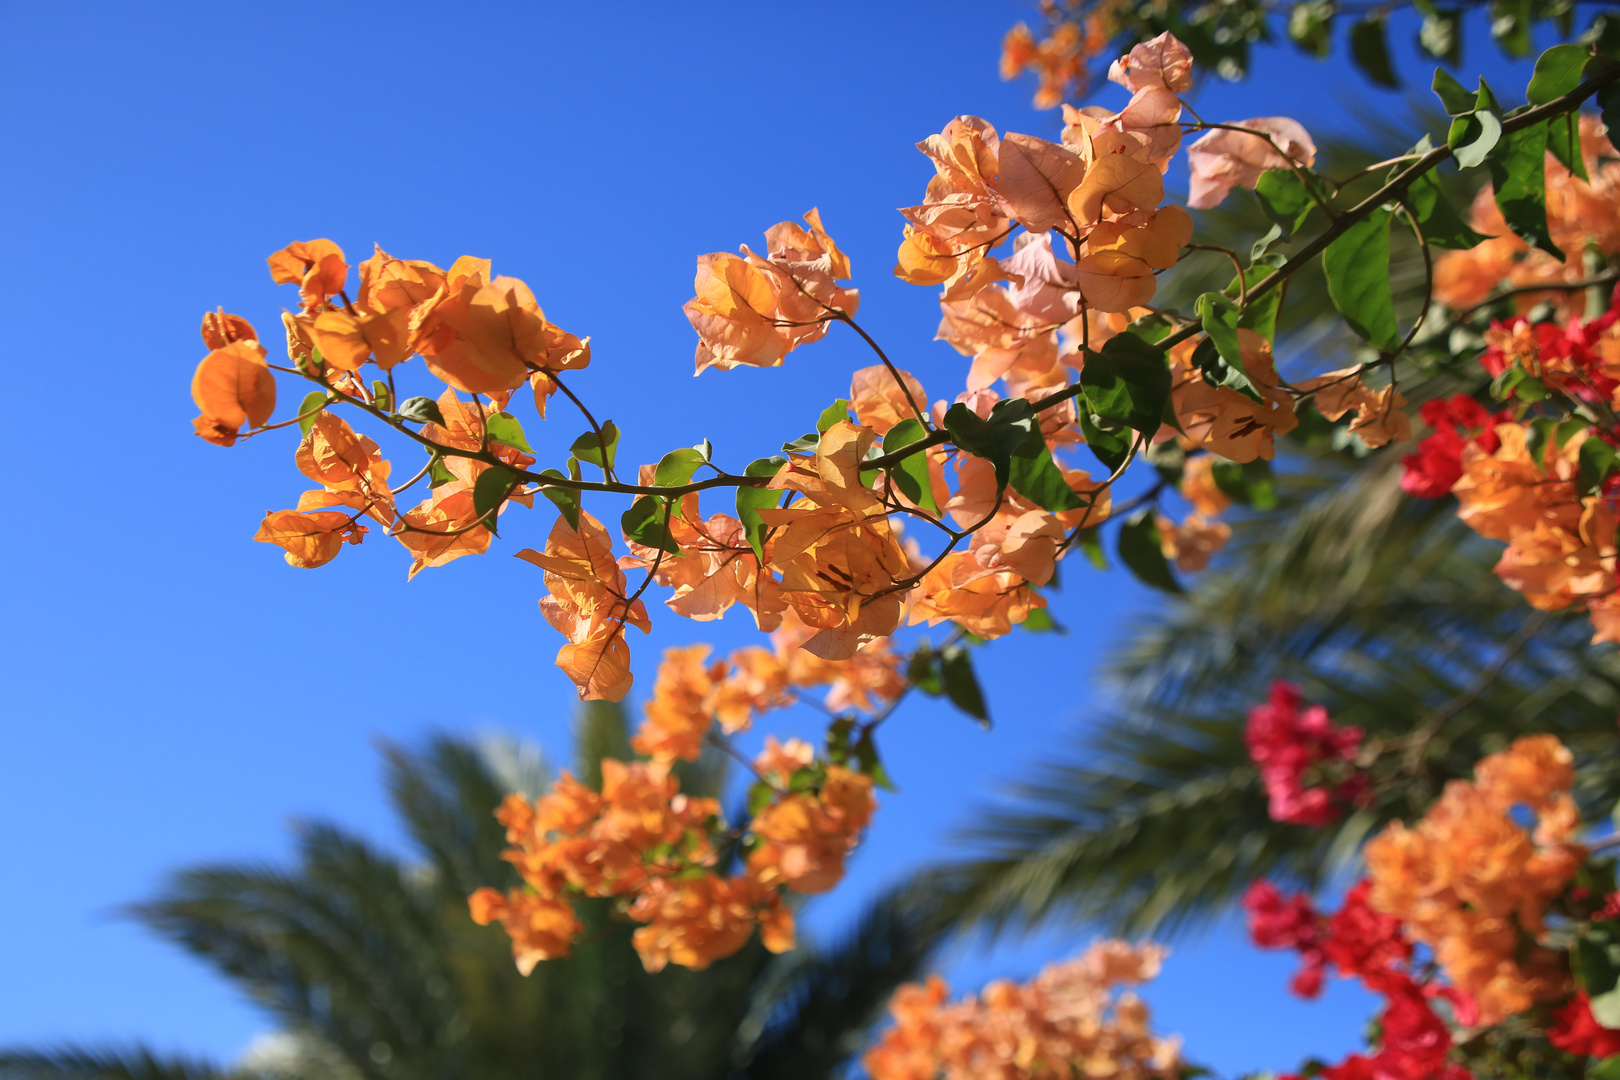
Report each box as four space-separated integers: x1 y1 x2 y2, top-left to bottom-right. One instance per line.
1116 510 1181 595
1323 209 1401 351
472 465 519 533
484 412 533 454
882 418 939 515
944 399 1084 511
537 469 580 530
569 421 620 472
622 496 678 555
396 396 444 426
1487 119 1562 260
1081 332 1172 437
296 392 327 437
1349 14 1399 88
736 457 787 562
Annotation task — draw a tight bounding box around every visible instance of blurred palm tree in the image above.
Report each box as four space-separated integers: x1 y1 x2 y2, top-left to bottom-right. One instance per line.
0 703 946 1080
932 112 1620 939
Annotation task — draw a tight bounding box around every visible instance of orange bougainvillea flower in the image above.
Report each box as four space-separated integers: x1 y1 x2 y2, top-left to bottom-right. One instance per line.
266 239 349 309
293 412 396 525
422 268 591 395
685 209 858 374
1298 367 1412 449
907 550 1046 640
632 645 723 763
191 338 276 447
1186 118 1316 210
253 509 365 568
616 489 784 631
1168 330 1299 462
849 364 929 435
897 117 1010 289
748 766 875 895
628 873 793 973
1108 31 1194 94
393 482 493 580
1365 735 1582 1025
518 511 652 701
1155 512 1230 572
468 887 584 974
1179 455 1231 518
200 309 258 350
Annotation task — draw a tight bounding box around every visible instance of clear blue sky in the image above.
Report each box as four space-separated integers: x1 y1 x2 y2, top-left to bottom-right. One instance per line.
0 2 1546 1074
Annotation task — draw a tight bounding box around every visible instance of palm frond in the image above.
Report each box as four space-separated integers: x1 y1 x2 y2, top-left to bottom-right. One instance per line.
0 1048 259 1080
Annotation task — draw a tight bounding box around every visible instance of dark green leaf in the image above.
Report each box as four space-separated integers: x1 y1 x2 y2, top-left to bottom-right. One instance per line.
853 729 897 791
536 469 579 530
296 391 327 437
737 457 787 562
569 421 620 471
944 402 1028 496
472 464 518 534
1194 294 1263 401
883 417 938 514
1079 412 1132 473
428 456 456 489
940 646 990 728
1580 435 1619 497
782 432 821 453
1488 0 1532 59
817 399 851 433
622 496 678 555
1019 607 1065 634
1446 80 1503 169
370 380 392 413
1254 168 1325 238
1405 166 1489 249
1238 254 1286 343
1075 525 1107 569
397 395 445 426
1418 8 1463 66
1323 208 1401 351
1431 67 1476 114
1589 1056 1620 1080
1487 121 1563 260
1211 459 1277 509
1528 44 1590 103
1287 0 1333 57
825 717 855 765
1547 111 1589 182
1118 509 1182 594
1126 312 1175 343
485 412 534 453
1349 15 1399 88
1081 331 1171 436
653 447 706 488
906 645 944 696
946 399 1083 511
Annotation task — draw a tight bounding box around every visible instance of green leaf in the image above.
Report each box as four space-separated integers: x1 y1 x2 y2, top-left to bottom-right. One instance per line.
1349 15 1399 88
570 421 620 471
1405 164 1489 249
736 457 786 562
1447 87 1503 169
883 417 939 515
1019 606 1065 634
1127 312 1175 343
1528 44 1590 103
1547 111 1589 182
622 496 679 555
945 399 1083 511
1211 459 1277 510
1589 1056 1620 1080
472 464 518 534
653 447 706 488
825 717 855 765
296 391 327 437
1431 67 1476 114
485 412 534 453
1576 920 1620 1027
397 395 445 426
1418 8 1462 66
944 402 1027 496
781 432 821 453
428 456 456 489
906 645 944 696
1287 0 1333 57
1323 208 1401 351
940 645 990 728
1254 168 1326 238
1079 412 1132 473
1487 121 1564 260
817 398 851 433
536 469 580 530
1081 331 1171 436
370 380 392 413
1195 293 1262 401
1580 436 1619 496
1117 509 1182 594
852 729 897 791
747 781 775 817
1238 254 1286 343
1489 0 1533 59
1075 525 1107 569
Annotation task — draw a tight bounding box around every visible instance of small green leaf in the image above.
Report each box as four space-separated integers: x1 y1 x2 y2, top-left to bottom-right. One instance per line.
570 421 620 471
1081 331 1172 436
817 398 851 433
296 391 328 437
1079 412 1132 473
1323 208 1402 351
653 447 706 488
428 457 456 489
1489 0 1532 59
825 717 855 765
472 464 519 534
1019 607 1065 634
736 457 786 561
370 380 392 413
485 412 534 453
1445 78 1502 169
1126 312 1175 343
1528 43 1591 103
1195 294 1263 401
906 645 944 696
1547 111 1589 182
398 395 445 426
1075 526 1108 569
1254 168 1326 238
747 781 775 816
537 469 580 530
1238 254 1286 343
1487 121 1563 260
883 417 938 514
622 496 679 555
1579 435 1619 496
1588 1056 1620 1080
1287 0 1333 56
1419 7 1462 65
1405 164 1489 250
943 401 1027 496
1211 459 1277 509
1118 509 1182 594
852 729 897 791
1349 15 1399 88
1431 67 1476 114
940 645 990 728
782 432 821 453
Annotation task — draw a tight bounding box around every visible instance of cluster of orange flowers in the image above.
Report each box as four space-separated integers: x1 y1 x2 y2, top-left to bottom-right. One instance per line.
1365 734 1584 1025
470 729 874 974
1001 1 1123 108
863 940 1181 1080
1434 116 1620 317
1451 420 1620 642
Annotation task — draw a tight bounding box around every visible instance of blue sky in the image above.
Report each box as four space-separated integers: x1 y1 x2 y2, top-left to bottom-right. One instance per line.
0 1 1550 1074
